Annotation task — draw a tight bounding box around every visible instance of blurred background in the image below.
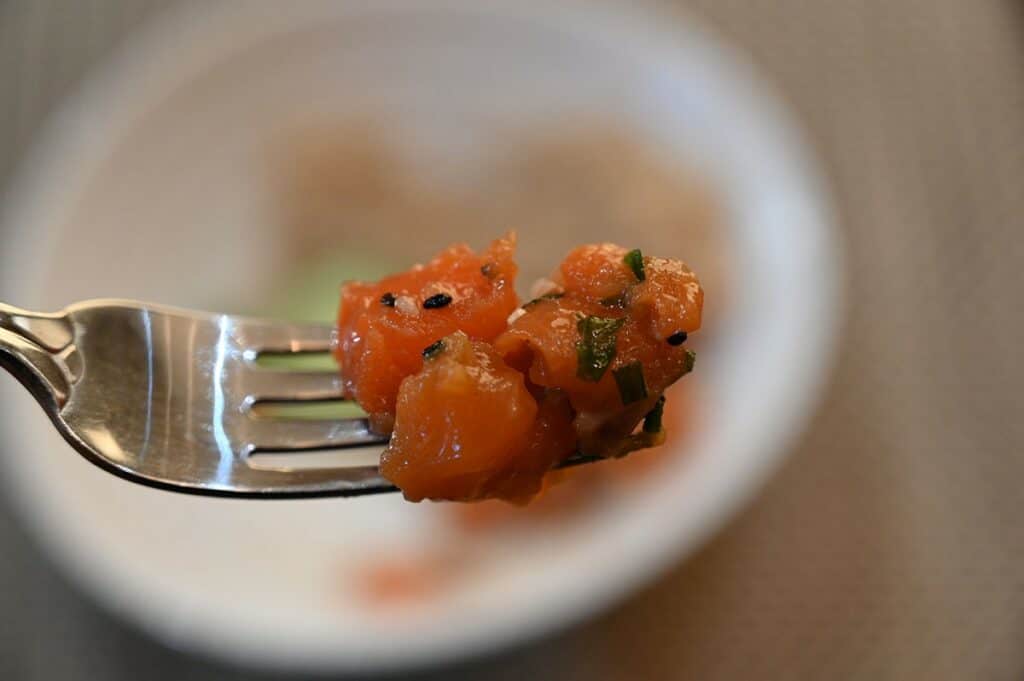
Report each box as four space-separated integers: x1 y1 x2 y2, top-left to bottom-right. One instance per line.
1 1 1022 679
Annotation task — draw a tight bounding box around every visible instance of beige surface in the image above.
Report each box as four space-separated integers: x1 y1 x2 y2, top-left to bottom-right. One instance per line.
1 1 1022 679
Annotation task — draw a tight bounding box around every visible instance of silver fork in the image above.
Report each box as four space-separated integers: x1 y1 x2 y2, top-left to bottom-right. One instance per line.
0 299 399 497
0 299 600 498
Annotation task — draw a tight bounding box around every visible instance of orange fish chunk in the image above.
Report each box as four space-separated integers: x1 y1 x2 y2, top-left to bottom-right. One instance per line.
380 332 575 503
335 234 519 431
341 238 703 502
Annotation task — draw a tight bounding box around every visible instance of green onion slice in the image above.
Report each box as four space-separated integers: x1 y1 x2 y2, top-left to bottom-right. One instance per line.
575 315 625 382
613 361 648 405
683 349 696 375
624 249 646 282
522 291 565 309
642 396 666 434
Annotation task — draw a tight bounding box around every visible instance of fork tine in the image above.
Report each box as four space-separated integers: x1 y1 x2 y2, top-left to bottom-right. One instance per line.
228 464 396 497
241 369 344 402
233 318 335 354
244 417 387 452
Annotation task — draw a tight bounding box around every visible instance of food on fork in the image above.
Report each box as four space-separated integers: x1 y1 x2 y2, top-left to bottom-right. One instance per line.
495 243 701 458
336 235 703 503
381 332 578 503
334 234 518 433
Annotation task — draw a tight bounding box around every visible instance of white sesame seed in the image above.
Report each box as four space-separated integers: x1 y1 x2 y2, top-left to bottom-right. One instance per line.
396 296 419 317
529 277 563 299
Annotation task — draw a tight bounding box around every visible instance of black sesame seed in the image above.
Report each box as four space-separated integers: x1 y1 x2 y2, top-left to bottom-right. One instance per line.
600 291 627 308
667 331 688 346
423 293 453 309
422 339 445 360
481 262 496 279
380 292 396 307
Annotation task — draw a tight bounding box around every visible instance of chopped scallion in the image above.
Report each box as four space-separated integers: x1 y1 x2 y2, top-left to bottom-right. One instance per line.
613 361 648 404
522 292 564 309
575 315 625 382
684 349 696 374
642 396 666 433
624 249 646 282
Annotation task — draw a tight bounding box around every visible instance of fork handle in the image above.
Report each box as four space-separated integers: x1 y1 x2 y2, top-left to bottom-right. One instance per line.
0 303 72 409
0 302 73 350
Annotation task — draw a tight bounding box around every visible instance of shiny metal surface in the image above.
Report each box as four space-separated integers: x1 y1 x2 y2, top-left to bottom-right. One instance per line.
0 299 601 497
0 299 395 497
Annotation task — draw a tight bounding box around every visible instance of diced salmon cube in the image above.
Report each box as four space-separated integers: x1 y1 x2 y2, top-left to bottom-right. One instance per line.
380 332 575 503
335 235 519 430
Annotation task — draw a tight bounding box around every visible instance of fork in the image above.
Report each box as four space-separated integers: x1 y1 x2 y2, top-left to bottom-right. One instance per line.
0 299 399 497
0 299 599 498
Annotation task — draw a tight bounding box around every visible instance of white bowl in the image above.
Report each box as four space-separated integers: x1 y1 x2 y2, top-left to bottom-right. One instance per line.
0 0 840 673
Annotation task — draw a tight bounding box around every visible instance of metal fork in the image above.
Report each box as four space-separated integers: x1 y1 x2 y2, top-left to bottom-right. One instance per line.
0 299 601 498
0 299 400 497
